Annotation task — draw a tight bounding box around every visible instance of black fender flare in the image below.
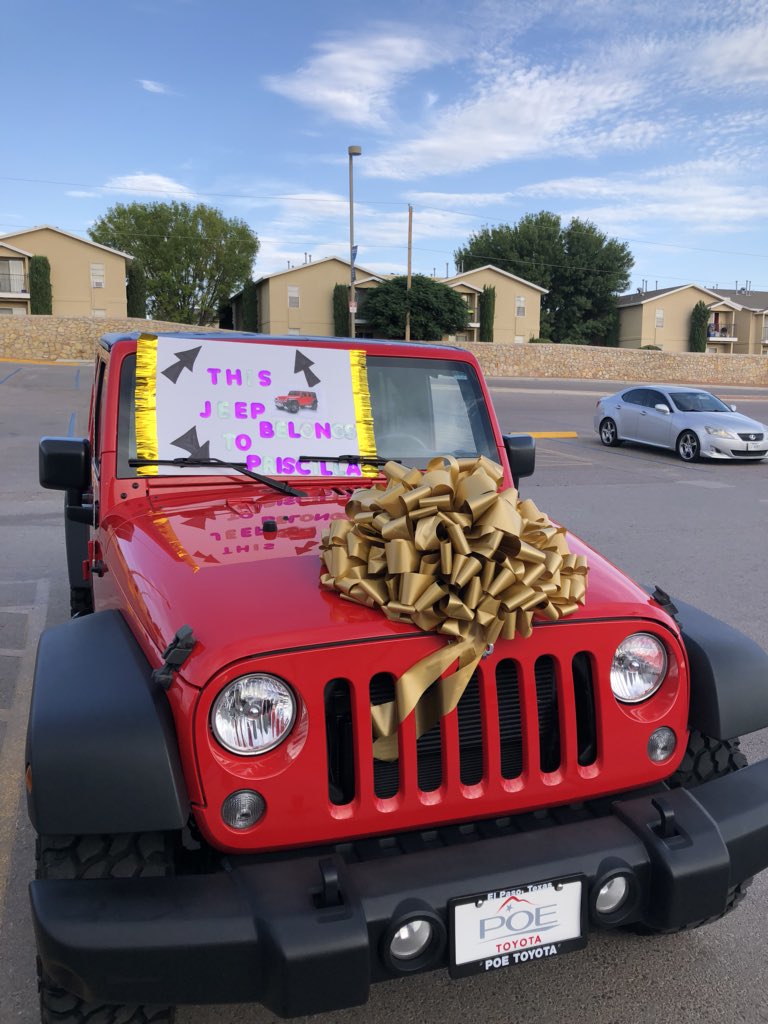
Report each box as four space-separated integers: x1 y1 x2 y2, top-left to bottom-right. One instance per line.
26 610 189 834
652 592 768 740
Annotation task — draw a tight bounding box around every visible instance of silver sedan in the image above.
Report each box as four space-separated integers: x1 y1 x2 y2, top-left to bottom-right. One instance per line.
594 384 768 462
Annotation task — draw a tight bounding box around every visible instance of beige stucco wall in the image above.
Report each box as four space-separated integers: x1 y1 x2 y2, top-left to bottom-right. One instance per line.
449 268 543 343
0 228 129 318
258 260 350 335
620 286 722 352
2 318 766 387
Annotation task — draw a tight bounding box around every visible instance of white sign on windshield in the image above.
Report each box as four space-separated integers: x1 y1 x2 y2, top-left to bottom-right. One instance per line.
134 335 376 477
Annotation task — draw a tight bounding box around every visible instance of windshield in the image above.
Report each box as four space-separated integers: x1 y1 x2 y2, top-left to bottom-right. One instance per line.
669 391 731 413
117 350 498 477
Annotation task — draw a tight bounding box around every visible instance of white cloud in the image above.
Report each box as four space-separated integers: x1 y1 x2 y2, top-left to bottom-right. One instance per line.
519 162 768 233
102 173 196 200
365 62 651 179
138 79 170 94
264 30 455 129
66 190 101 199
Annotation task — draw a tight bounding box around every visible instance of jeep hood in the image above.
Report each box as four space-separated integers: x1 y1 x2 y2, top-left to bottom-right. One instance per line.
103 486 673 686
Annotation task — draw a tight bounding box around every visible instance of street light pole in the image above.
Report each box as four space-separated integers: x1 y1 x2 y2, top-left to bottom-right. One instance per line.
348 145 361 338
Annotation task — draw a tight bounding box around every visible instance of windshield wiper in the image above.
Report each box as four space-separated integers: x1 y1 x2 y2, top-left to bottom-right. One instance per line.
298 454 398 467
129 458 306 497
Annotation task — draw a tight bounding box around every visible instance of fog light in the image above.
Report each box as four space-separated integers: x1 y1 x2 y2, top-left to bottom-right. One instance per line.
595 875 629 915
390 919 433 960
222 790 265 829
648 727 676 762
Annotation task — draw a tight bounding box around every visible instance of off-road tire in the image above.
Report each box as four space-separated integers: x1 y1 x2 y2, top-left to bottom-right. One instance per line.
665 729 747 789
70 585 94 618
631 730 750 935
287 401 299 413
36 834 176 1024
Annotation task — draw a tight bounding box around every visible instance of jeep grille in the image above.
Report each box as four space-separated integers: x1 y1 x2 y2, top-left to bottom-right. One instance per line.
324 647 598 807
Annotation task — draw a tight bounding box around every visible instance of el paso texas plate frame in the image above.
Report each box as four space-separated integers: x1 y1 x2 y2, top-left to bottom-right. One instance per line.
449 875 587 979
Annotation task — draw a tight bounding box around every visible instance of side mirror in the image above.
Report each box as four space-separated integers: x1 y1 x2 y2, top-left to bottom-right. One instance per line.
729 404 737 412
503 433 536 487
654 403 671 414
39 437 91 492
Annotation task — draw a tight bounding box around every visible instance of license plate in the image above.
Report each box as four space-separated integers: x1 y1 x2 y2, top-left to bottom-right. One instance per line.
449 876 586 978
746 442 763 451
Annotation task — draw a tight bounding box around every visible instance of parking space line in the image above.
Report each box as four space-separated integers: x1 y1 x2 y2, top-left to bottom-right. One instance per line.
0 578 50 935
0 368 21 386
67 412 76 437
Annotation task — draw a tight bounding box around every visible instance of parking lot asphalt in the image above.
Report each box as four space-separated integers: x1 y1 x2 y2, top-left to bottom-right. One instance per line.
1 362 767 1024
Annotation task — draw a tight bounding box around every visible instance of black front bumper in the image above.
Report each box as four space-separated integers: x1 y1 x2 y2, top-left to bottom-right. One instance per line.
31 759 768 1017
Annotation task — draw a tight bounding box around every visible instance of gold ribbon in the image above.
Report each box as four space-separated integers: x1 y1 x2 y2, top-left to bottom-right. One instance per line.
320 456 588 760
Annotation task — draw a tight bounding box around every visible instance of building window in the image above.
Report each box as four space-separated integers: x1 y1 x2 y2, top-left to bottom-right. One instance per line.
91 263 105 289
0 308 12 316
655 308 664 328
91 308 106 318
288 285 300 309
0 258 26 292
514 335 525 344
516 296 526 317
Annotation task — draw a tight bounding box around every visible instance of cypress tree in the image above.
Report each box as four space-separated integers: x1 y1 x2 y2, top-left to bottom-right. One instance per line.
29 256 52 314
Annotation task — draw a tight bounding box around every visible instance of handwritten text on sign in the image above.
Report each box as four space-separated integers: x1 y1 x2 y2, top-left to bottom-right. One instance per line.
135 336 376 476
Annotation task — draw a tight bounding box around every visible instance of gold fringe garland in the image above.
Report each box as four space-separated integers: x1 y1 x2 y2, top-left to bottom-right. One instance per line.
320 455 588 761
348 349 378 478
134 333 160 476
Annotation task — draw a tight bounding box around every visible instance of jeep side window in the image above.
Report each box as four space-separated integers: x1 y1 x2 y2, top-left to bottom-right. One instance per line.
92 358 108 476
116 354 138 478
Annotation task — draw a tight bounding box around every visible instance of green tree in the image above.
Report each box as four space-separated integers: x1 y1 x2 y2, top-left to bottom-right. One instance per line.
241 280 259 332
689 300 710 353
89 201 259 325
333 283 348 336
478 284 496 342
29 255 52 314
126 259 147 317
455 211 633 344
362 275 469 340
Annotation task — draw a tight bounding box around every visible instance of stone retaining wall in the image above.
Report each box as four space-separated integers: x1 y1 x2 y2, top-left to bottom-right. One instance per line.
1 317 766 387
458 341 768 387
0 316 230 362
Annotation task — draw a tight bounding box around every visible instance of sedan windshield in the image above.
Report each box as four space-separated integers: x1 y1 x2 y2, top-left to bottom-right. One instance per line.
669 391 731 413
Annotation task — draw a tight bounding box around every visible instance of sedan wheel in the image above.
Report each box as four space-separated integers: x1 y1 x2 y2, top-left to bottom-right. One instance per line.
677 430 700 462
599 417 621 447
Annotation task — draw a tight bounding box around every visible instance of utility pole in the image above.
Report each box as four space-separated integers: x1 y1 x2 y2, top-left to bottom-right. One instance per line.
405 204 413 342
347 145 361 338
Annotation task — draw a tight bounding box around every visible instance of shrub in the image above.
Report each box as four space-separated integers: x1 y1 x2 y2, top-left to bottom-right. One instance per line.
478 285 495 342
29 256 52 314
126 260 147 317
333 283 348 337
241 280 259 332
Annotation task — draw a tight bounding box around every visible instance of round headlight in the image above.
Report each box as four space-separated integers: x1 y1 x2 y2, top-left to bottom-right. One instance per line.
211 674 296 755
610 633 667 703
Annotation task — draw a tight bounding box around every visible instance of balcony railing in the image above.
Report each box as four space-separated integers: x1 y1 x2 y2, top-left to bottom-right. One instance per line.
0 272 29 294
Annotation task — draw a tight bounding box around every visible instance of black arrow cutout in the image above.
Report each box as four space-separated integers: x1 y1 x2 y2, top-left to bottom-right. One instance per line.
294 350 321 388
162 346 202 383
171 426 210 460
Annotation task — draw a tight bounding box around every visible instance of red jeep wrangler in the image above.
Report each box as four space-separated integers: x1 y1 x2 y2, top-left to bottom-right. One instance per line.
275 388 318 413
28 331 768 1023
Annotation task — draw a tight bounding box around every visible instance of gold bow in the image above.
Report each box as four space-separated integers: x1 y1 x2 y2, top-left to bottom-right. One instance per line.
320 456 588 760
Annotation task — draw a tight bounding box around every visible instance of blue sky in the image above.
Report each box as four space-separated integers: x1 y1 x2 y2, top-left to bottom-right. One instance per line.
4 0 768 293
